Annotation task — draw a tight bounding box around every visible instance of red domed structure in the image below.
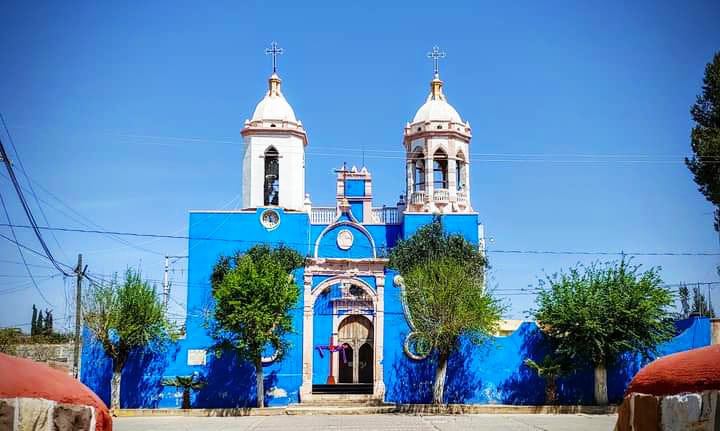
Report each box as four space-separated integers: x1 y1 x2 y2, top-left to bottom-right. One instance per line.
0 353 112 431
627 345 720 397
616 345 720 431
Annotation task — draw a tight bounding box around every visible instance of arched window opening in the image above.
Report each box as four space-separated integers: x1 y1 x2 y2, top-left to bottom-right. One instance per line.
264 147 279 206
412 151 425 192
456 152 467 191
433 149 448 189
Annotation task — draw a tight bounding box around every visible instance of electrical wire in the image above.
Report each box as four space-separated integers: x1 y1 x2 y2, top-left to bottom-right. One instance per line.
0 189 53 305
0 138 72 277
1 112 69 261
0 222 718 257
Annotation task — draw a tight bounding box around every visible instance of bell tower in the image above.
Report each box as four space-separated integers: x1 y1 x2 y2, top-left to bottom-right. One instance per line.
403 46 473 214
241 42 308 211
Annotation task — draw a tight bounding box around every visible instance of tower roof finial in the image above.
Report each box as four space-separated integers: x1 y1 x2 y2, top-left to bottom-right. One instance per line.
265 41 284 74
427 45 446 78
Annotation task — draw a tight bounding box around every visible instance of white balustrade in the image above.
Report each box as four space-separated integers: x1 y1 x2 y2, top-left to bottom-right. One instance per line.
457 189 468 203
371 207 400 225
310 207 336 224
433 188 450 202
410 191 426 205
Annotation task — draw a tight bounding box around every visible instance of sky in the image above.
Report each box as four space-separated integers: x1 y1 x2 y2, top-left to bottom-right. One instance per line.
0 1 719 329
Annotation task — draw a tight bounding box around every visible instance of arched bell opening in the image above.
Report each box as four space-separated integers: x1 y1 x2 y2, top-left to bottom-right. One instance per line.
412 150 425 192
433 149 448 190
263 146 279 206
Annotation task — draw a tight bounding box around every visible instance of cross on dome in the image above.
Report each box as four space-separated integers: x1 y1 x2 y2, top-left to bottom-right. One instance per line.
427 46 446 76
265 41 284 73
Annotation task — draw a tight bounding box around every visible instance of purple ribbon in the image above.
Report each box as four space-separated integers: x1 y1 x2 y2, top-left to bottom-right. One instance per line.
315 343 349 364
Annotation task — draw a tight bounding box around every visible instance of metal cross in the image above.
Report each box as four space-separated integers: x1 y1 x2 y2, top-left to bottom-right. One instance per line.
427 46 446 75
265 41 284 73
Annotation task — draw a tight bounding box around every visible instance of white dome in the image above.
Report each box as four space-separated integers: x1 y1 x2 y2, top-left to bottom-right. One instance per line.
252 94 297 123
411 75 463 124
413 98 462 123
250 73 298 123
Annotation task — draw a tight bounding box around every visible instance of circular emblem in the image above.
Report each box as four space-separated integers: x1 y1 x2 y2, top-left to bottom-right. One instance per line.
260 209 280 230
336 229 354 250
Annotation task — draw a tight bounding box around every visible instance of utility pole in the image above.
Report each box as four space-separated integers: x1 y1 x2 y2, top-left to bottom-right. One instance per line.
162 255 169 308
162 255 188 309
73 254 86 379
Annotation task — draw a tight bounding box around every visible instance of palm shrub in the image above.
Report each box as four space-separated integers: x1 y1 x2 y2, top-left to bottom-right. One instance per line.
162 374 207 409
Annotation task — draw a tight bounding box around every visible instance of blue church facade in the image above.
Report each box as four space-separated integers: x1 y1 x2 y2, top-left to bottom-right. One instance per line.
80 50 711 409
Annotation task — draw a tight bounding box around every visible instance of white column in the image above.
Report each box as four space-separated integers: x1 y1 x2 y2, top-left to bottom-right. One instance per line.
374 276 386 399
425 151 433 210
300 274 314 401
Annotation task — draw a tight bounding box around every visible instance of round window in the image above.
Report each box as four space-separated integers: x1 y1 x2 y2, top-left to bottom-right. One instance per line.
260 209 280 230
336 229 354 250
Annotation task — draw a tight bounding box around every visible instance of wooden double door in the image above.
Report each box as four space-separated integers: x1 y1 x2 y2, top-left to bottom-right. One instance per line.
337 315 374 384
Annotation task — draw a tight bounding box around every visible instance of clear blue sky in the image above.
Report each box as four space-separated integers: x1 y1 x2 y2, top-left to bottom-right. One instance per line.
1 1 719 329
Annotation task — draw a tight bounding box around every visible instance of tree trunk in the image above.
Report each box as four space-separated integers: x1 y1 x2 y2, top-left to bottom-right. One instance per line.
182 388 190 409
594 364 608 406
255 357 264 408
545 377 557 405
110 359 124 412
432 351 450 405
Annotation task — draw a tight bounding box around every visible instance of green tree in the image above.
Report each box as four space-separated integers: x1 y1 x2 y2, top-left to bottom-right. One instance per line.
162 374 207 409
44 310 53 336
0 327 21 354
678 284 691 317
533 258 675 405
83 269 173 411
30 305 38 336
210 244 303 408
686 51 720 232
389 220 486 278
36 312 44 336
690 284 716 318
402 258 503 404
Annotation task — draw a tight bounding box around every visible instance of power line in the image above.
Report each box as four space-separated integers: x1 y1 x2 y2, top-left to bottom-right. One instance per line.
0 189 52 305
0 137 72 277
0 171 165 256
0 222 718 257
0 231 74 272
1 112 68 261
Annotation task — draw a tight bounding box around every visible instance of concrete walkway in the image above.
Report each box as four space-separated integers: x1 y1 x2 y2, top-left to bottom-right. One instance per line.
115 413 618 430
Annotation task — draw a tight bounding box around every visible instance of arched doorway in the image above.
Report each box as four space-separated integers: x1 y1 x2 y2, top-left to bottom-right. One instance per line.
337 315 374 384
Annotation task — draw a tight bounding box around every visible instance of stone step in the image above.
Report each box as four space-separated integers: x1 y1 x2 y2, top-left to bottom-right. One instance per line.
285 405 398 415
298 395 387 407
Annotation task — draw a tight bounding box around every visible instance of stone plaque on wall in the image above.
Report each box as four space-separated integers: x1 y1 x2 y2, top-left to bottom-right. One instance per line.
187 349 206 366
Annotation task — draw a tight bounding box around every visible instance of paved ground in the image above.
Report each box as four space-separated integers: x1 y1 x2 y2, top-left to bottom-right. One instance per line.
114 413 617 430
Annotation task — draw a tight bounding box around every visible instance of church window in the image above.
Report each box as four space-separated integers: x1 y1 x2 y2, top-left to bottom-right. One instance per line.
264 146 279 206
433 149 448 189
413 151 425 192
456 152 467 190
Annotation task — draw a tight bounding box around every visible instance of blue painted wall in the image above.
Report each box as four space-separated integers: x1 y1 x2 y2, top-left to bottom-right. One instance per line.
383 317 711 405
344 179 365 197
80 204 711 408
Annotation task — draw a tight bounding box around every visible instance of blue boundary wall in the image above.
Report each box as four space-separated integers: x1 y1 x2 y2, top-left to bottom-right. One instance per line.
383 317 711 404
81 317 710 408
79 206 711 407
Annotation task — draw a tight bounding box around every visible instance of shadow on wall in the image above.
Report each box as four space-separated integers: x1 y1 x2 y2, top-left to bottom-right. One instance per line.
80 331 179 408
386 335 484 404
495 324 547 405
445 341 484 403
194 349 278 408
